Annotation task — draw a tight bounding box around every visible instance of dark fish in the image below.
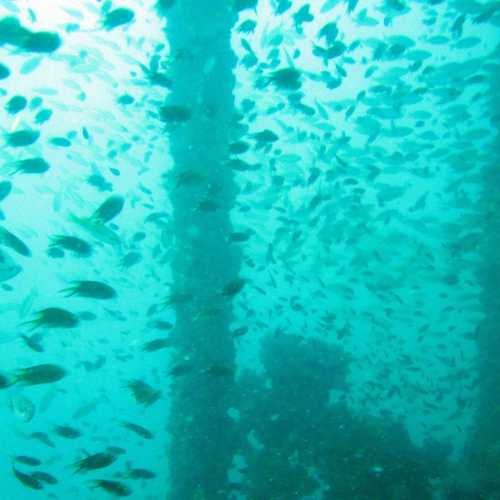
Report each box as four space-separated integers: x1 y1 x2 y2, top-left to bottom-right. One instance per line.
106 446 126 456
21 31 61 53
0 180 12 202
252 129 279 143
147 319 173 330
5 129 40 147
126 380 161 406
0 372 13 389
61 280 116 299
0 17 60 53
91 479 131 496
120 251 141 269
34 108 52 124
20 333 44 352
50 235 92 257
31 471 58 485
30 432 55 448
237 20 257 34
269 68 301 90
125 468 156 479
228 231 252 242
0 62 10 79
159 105 191 123
54 424 82 439
15 364 67 385
12 466 43 490
92 195 125 223
49 137 71 147
121 421 154 440
10 157 49 174
73 452 116 473
117 94 134 105
5 95 27 114
0 226 31 256
79 311 97 321
26 307 79 329
142 338 170 352
103 8 135 30
221 277 246 297
15 455 42 466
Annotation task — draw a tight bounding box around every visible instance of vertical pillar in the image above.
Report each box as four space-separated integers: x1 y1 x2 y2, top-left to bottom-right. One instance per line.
157 2 240 498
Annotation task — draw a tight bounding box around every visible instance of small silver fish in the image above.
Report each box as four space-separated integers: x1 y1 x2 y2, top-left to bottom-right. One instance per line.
10 392 35 422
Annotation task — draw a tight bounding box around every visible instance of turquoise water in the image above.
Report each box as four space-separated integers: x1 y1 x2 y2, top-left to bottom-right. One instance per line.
0 0 499 499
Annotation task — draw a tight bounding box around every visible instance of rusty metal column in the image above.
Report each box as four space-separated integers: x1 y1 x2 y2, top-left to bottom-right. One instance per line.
157 1 240 499
464 69 500 495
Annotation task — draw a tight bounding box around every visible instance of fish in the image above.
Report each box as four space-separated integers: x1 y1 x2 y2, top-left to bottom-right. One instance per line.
30 471 58 485
121 421 154 440
25 307 79 330
14 364 67 386
54 424 82 439
60 280 117 299
0 248 21 282
126 379 161 406
0 226 31 256
103 8 135 30
30 432 55 448
91 479 131 496
5 129 40 147
10 392 35 421
14 455 42 466
142 338 170 352
12 466 43 490
73 452 116 472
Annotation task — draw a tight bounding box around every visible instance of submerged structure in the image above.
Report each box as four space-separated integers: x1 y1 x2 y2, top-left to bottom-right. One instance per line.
0 0 499 499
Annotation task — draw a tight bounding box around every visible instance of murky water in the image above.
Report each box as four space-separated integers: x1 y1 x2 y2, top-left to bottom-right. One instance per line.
0 1 499 499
